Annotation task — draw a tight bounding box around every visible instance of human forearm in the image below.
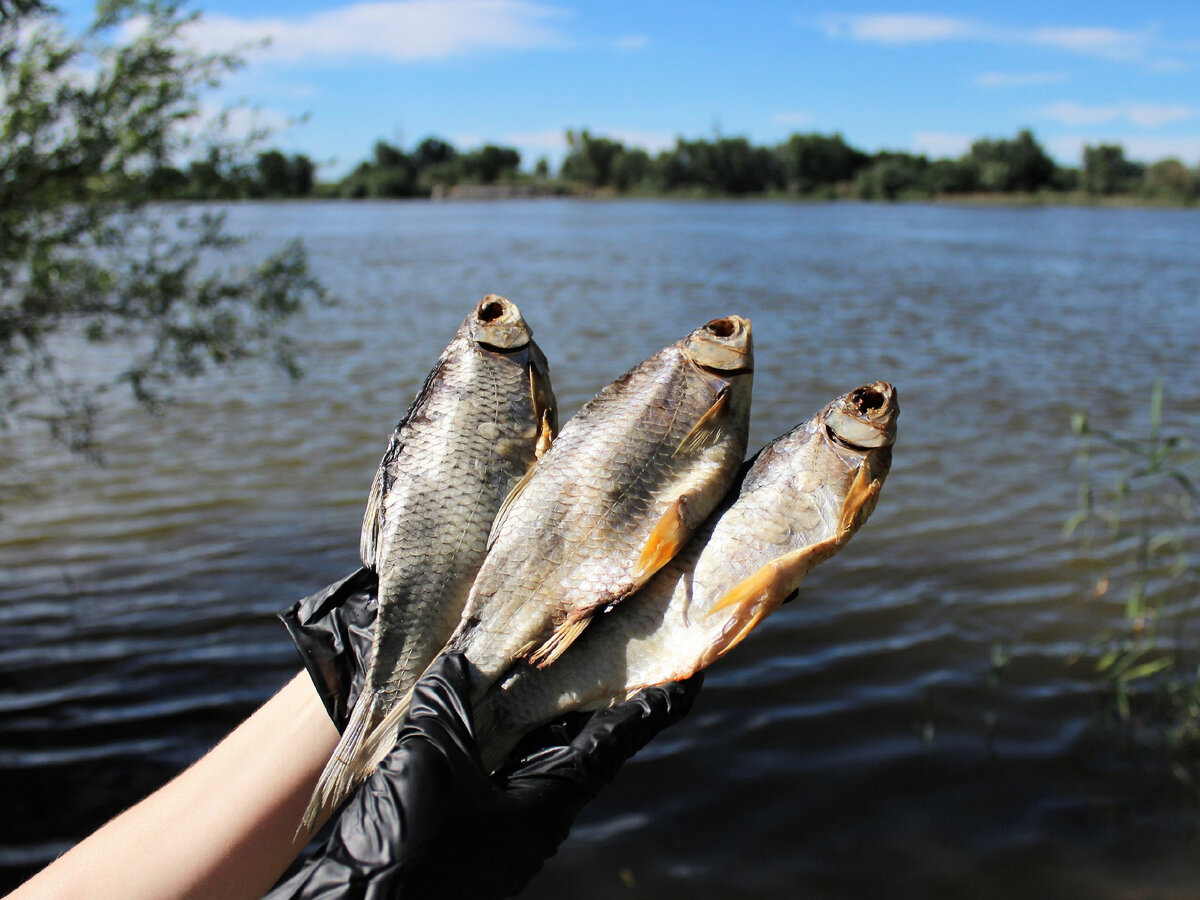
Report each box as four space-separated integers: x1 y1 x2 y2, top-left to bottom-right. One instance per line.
10 672 339 900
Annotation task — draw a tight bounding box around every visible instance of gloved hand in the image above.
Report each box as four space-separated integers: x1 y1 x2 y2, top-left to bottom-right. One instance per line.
271 570 702 900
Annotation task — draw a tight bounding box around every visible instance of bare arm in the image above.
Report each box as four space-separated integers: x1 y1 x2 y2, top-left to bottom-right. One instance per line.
9 672 339 900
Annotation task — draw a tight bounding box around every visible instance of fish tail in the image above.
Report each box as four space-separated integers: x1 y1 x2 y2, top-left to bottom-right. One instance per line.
353 685 416 782
300 692 385 835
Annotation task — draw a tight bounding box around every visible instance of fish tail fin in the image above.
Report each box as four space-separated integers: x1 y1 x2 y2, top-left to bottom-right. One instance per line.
353 685 416 780
300 690 399 835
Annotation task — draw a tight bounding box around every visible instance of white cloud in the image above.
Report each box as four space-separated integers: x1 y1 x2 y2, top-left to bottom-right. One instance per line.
817 14 975 44
975 71 1070 88
771 111 811 127
612 34 649 51
1040 102 1197 128
1028 25 1152 62
1047 134 1200 164
181 102 293 146
815 14 1172 67
182 0 569 64
912 131 973 158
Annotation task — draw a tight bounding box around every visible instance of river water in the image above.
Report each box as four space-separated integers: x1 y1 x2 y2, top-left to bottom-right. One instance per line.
2 200 1199 896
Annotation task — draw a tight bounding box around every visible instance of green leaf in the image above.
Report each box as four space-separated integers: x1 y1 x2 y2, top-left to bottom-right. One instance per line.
1118 656 1173 683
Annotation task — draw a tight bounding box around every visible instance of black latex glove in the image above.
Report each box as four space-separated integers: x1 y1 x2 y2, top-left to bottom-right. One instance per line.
272 570 702 900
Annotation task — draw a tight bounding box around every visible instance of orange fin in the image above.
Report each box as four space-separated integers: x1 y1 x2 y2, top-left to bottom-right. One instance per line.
836 466 882 541
632 494 694 583
535 408 554 460
702 537 841 665
674 386 729 457
528 613 591 668
529 359 557 442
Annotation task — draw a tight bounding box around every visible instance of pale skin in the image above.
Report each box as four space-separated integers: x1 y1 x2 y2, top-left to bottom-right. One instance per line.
7 672 340 900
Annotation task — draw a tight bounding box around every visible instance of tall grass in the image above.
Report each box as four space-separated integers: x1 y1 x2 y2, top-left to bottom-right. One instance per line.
1066 380 1200 769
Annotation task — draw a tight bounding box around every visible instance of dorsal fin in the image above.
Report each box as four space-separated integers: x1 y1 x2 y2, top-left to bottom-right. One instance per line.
359 467 385 570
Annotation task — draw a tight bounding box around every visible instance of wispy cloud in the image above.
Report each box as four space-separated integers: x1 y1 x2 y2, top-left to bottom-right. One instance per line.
182 0 569 64
612 33 649 51
1040 102 1198 128
771 111 811 127
814 13 1167 66
817 14 976 44
975 71 1070 88
1027 25 1155 61
912 131 973 157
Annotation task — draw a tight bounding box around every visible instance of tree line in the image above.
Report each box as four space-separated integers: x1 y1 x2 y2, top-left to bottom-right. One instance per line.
146 138 525 200
144 128 1200 204
560 128 1200 201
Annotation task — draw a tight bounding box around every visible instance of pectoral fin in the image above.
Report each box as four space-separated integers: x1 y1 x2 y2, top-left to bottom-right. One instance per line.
359 467 384 570
535 408 553 460
530 361 558 445
632 495 694 583
702 537 841 664
488 463 537 550
527 613 592 668
674 387 729 457
836 466 882 541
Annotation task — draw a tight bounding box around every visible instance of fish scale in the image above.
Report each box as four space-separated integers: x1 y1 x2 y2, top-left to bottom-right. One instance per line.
450 316 754 693
474 381 899 771
300 294 555 833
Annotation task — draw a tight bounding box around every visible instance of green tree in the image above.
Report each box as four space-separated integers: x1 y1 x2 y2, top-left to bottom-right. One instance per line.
1 0 326 452
925 157 979 194
256 150 292 197
289 153 315 196
777 132 869 193
413 136 457 171
611 147 653 191
1082 143 1145 195
854 153 929 200
657 136 780 194
443 144 516 185
561 129 625 186
968 129 1056 193
1143 158 1195 200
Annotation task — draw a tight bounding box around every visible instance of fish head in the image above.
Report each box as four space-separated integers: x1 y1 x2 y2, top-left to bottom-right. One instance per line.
468 294 533 352
683 315 754 375
822 381 899 451
695 381 898 668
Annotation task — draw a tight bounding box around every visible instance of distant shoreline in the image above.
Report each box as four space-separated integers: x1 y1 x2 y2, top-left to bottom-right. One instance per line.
153 188 1200 210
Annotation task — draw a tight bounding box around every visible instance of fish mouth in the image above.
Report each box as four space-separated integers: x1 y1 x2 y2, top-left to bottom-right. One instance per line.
685 315 754 375
823 381 898 450
471 294 532 351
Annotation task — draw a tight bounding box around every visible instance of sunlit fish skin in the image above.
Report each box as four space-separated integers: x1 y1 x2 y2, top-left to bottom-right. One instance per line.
301 294 556 832
475 382 897 772
450 315 755 694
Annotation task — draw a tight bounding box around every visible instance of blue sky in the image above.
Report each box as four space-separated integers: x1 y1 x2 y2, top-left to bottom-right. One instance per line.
65 0 1200 176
